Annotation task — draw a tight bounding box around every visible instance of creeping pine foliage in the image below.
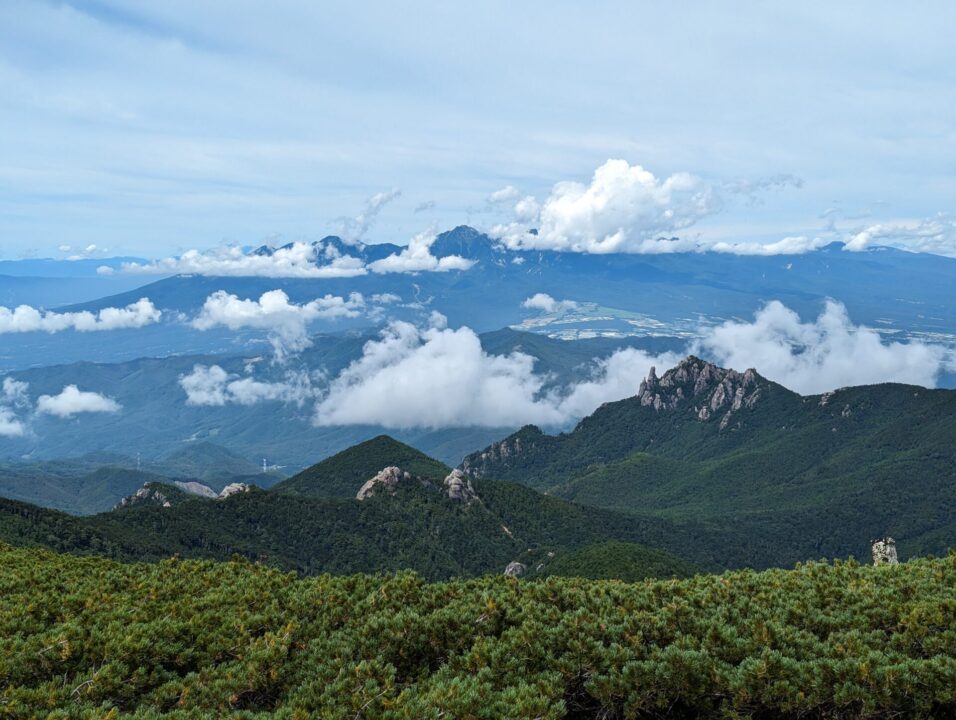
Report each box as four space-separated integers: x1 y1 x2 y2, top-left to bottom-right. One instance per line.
0 545 954 719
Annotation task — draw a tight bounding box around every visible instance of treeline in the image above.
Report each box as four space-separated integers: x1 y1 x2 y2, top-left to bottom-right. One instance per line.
2 544 954 718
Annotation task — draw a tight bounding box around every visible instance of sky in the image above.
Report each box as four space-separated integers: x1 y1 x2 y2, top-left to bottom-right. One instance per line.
1 1 955 259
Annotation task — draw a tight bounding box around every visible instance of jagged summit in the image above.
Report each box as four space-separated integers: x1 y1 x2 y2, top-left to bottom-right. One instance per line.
638 356 764 429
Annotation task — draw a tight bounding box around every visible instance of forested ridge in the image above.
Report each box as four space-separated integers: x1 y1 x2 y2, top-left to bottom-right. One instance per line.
1 544 954 718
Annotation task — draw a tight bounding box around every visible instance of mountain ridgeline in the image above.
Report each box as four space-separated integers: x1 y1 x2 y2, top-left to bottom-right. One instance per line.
462 356 956 564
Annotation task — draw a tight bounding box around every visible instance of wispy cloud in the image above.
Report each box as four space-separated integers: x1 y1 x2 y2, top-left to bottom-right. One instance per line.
179 364 319 406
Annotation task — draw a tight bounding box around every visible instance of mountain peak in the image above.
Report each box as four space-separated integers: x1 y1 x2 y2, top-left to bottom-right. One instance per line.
638 356 763 429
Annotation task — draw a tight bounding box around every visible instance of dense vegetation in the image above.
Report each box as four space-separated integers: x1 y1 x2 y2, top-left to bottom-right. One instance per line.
0 472 705 581
2 544 953 718
464 372 956 564
273 436 453 499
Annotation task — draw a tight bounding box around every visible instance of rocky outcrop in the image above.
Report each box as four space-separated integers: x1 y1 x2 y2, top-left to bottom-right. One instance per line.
637 356 762 430
871 537 899 565
356 465 481 503
116 484 172 509
461 426 541 478
503 561 527 577
443 469 479 504
174 481 218 498
218 482 252 499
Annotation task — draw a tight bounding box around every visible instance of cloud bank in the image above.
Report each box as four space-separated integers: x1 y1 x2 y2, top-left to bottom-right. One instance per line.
113 243 368 278
844 217 956 257
35 386 121 418
694 300 952 394
0 298 161 334
192 289 364 359
368 230 474 273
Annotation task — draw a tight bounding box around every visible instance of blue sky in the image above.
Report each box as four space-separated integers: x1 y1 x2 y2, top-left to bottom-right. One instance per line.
1 1 954 259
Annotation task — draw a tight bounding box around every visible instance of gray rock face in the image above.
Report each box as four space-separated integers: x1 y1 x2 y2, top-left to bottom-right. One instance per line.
462 435 529 478
443 469 478 503
174 480 218 498
116 484 171 509
871 537 899 565
218 482 251 499
503 561 527 577
356 466 416 500
637 356 761 430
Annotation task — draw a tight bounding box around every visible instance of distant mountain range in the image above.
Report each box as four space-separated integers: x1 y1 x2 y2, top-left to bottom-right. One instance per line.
4 226 956 371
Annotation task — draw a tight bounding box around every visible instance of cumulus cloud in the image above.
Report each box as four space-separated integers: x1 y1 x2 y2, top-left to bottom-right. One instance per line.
340 188 402 242
522 293 579 313
312 315 677 429
192 289 364 360
492 159 720 254
114 242 367 278
179 364 319 406
35 386 121 418
0 298 161 334
368 229 475 273
844 217 956 256
307 299 955 430
694 300 953 394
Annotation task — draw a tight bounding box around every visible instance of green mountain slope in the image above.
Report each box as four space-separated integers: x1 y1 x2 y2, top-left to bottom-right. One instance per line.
0 439 703 581
272 435 452 499
463 356 956 563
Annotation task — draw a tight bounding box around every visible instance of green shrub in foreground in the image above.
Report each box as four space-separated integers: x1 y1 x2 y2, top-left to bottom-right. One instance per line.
0 544 954 718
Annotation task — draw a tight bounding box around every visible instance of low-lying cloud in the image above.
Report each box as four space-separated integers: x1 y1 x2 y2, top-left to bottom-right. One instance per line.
112 243 368 278
35 385 121 418
694 300 953 394
0 298 161 334
522 293 579 313
192 289 365 360
0 378 30 437
368 230 474 273
179 364 319 406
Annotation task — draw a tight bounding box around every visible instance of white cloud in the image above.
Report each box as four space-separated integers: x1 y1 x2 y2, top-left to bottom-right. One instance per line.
35 386 121 418
488 185 520 204
709 236 829 256
844 217 956 256
116 242 368 278
492 159 719 254
309 300 955 430
522 293 579 313
191 289 364 360
313 316 677 429
0 378 30 437
368 229 475 273
370 293 401 304
340 188 402 242
694 300 953 394
0 298 161 334
179 364 319 406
